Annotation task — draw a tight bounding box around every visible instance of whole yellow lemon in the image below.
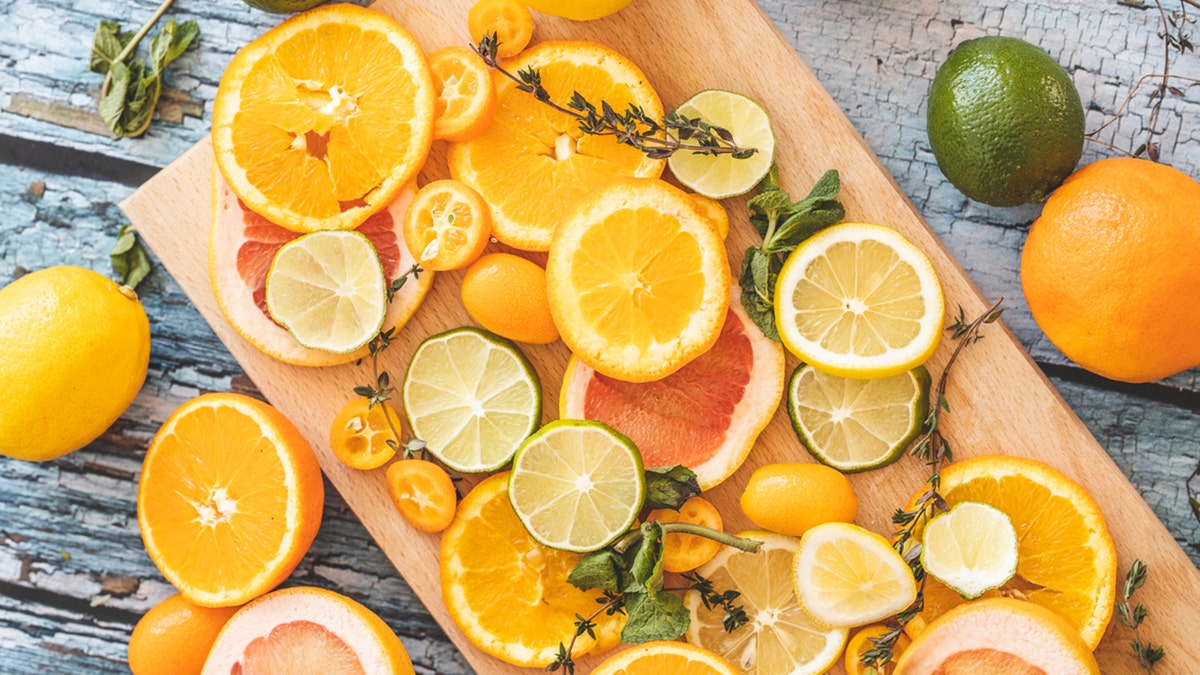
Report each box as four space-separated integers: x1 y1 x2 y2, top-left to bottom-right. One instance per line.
0 266 150 461
524 0 634 21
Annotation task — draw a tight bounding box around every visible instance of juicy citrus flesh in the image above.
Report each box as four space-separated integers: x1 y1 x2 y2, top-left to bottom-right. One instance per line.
591 641 740 675
329 398 399 471
646 496 723 573
921 502 1019 600
561 297 784 489
667 90 776 199
547 178 731 382
128 594 239 675
523 0 634 20
138 393 323 607
202 586 415 675
844 624 911 675
402 179 492 271
212 4 434 232
1021 157 1200 383
739 463 858 538
461 253 561 344
508 420 644 552
468 0 533 58
386 459 457 533
788 364 929 472
907 455 1117 649
690 193 730 238
0 266 149 461
449 41 665 251
793 522 917 627
894 598 1099 675
265 230 387 354
776 223 944 379
686 532 848 675
441 473 623 667
402 328 541 473
429 46 497 142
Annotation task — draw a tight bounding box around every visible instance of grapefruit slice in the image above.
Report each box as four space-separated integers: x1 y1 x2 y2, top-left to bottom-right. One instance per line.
560 291 785 490
201 586 416 675
209 168 434 367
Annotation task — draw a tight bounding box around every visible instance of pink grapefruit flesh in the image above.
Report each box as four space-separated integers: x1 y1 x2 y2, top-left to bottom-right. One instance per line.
235 620 366 675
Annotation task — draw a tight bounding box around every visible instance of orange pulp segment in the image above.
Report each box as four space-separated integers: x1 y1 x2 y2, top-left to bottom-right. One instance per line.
429 46 497 142
212 4 435 232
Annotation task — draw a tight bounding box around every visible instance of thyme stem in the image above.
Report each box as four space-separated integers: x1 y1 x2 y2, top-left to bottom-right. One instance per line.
610 523 762 554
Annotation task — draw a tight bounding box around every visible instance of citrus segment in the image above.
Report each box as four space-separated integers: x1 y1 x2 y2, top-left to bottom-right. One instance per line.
668 90 775 199
429 46 497 143
138 393 324 607
921 501 1019 600
202 586 416 675
467 0 533 58
461 253 561 344
328 398 399 471
547 178 730 382
793 522 917 627
686 531 848 675
402 327 541 473
212 4 435 232
449 41 665 251
265 230 387 354
775 222 945 379
441 473 624 666
210 171 432 367
561 294 783 488
787 364 929 472
894 598 1099 675
591 641 739 675
508 420 644 552
402 179 492 271
905 455 1117 649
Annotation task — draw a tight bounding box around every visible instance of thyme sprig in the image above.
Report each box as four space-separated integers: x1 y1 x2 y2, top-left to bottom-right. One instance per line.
472 33 757 160
683 572 750 633
1117 560 1166 672
860 298 1004 670
546 591 626 674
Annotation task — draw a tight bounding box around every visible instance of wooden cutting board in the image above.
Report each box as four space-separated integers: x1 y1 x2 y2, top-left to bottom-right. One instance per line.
121 0 1200 671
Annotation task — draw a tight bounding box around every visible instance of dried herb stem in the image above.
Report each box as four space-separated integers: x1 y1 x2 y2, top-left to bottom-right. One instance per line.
547 592 625 674
1117 560 1166 672
100 0 176 96
610 523 761 555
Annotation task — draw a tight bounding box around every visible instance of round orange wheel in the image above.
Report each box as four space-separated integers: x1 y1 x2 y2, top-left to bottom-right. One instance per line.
402 180 493 271
429 46 497 143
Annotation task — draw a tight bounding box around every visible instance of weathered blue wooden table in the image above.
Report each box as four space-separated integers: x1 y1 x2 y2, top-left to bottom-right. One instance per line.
1 0 1197 672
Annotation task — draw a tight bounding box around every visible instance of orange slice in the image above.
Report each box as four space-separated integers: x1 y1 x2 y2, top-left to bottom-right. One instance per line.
209 169 433 367
402 179 492 271
137 393 324 607
467 0 533 59
449 41 665 251
904 455 1117 649
591 641 740 675
328 398 399 470
212 4 435 232
547 178 730 382
202 586 416 675
429 46 497 142
440 473 623 667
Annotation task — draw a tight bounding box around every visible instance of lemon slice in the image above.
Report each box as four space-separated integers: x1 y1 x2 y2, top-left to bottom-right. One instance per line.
264 230 386 354
402 327 541 473
921 502 1019 600
775 222 944 379
685 531 847 675
787 364 929 472
668 90 775 199
793 522 917 627
508 420 644 553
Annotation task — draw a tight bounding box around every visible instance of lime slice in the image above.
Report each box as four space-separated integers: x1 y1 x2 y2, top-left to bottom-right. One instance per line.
788 364 930 472
686 531 848 675
265 230 386 354
402 327 541 473
508 420 644 553
667 90 775 199
793 522 917 627
775 222 945 379
921 501 1019 600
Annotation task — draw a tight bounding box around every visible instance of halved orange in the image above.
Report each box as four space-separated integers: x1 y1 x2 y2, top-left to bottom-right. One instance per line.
212 4 435 233
138 393 324 607
591 641 739 675
429 46 497 143
547 178 731 382
402 179 492 271
449 41 665 251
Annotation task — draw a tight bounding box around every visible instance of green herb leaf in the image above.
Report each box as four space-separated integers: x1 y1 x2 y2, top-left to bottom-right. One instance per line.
90 20 135 74
745 186 791 219
148 19 199 73
738 246 780 341
642 465 701 511
110 224 151 291
98 62 132 137
620 587 690 643
799 168 842 203
567 549 628 594
626 522 665 591
762 201 845 255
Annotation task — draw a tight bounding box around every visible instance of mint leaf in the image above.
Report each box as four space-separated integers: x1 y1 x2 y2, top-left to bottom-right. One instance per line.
799 168 841 204
620 589 690 643
643 465 700 511
110 225 151 291
762 200 845 255
89 20 134 74
741 283 779 341
627 522 665 590
149 19 200 72
738 247 779 341
568 549 629 593
98 62 131 136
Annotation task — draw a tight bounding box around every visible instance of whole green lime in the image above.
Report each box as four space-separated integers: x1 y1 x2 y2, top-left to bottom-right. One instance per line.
927 36 1084 207
241 0 325 13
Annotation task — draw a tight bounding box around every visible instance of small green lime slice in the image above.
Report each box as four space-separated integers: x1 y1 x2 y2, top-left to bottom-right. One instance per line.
667 89 775 199
508 420 645 553
265 230 386 354
921 501 1020 600
403 327 541 473
787 364 930 472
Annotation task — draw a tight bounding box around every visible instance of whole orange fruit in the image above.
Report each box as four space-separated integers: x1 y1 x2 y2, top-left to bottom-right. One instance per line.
128 594 239 675
460 253 560 344
1021 157 1200 382
739 462 858 536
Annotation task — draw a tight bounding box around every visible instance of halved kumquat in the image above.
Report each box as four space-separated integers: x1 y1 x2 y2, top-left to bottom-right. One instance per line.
386 459 457 533
646 496 723 573
429 46 497 143
468 0 533 58
328 398 400 471
402 180 492 271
